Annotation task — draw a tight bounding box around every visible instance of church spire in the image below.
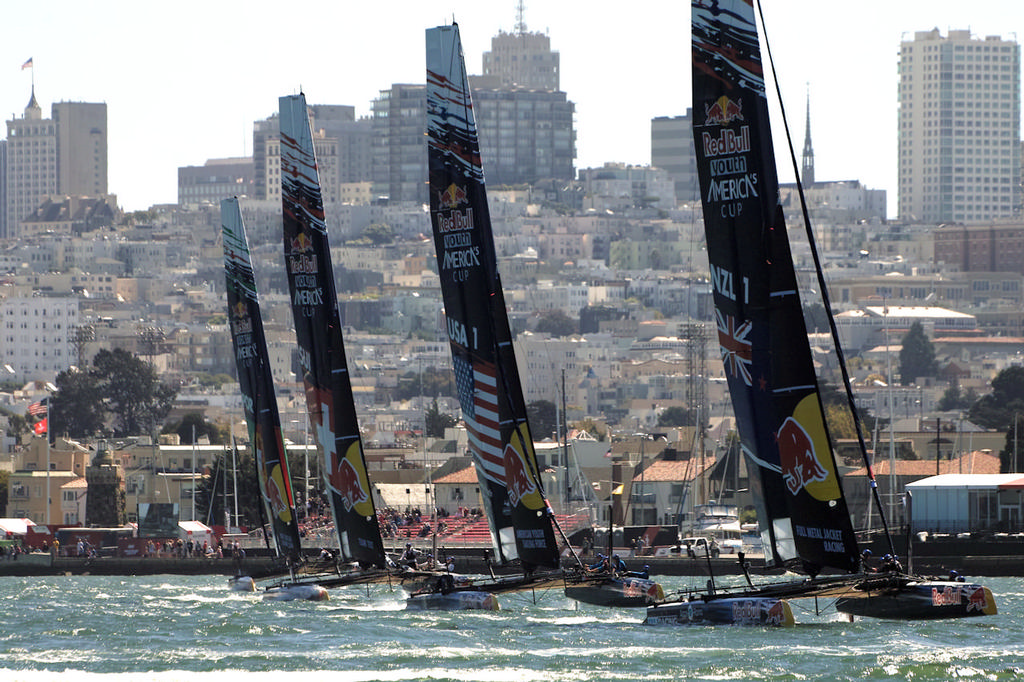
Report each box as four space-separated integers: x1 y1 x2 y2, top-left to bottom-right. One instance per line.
801 84 815 185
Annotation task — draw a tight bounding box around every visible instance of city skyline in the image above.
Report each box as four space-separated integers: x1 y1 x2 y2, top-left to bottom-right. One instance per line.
2 1 1020 215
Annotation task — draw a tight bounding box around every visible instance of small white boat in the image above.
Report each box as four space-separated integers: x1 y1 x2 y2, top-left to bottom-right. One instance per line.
262 583 329 602
228 575 255 592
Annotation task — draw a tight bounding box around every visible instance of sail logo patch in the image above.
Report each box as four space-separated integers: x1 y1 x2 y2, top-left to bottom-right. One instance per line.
504 441 537 508
778 416 830 495
439 183 468 209
331 443 370 513
704 96 744 126
716 310 752 385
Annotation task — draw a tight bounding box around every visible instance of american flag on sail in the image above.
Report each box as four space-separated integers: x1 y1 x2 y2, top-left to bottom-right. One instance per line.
453 353 504 483
716 309 753 386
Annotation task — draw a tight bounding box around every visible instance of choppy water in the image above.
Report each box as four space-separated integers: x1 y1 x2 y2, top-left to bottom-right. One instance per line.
0 574 1022 681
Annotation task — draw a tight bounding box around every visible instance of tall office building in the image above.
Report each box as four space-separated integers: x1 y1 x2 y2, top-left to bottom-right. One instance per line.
4 90 57 240
481 9 559 91
898 29 1021 223
53 101 107 198
253 104 372 204
4 93 107 240
651 112 698 203
371 84 428 204
472 85 576 186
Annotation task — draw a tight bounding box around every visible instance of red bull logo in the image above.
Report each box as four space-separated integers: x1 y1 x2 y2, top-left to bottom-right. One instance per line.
778 416 830 495
967 586 989 612
503 442 537 508
439 183 468 209
289 231 314 254
765 600 786 625
266 472 287 518
704 96 744 126
331 456 369 512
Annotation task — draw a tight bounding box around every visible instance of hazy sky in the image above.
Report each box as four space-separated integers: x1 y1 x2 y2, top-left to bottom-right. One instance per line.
2 1 1019 215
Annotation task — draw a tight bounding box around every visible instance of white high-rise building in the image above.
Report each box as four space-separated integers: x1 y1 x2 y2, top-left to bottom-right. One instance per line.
898 29 1021 224
0 296 79 382
4 90 57 240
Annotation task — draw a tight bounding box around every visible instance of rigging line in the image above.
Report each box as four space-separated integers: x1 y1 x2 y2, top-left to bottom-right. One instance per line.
755 0 896 560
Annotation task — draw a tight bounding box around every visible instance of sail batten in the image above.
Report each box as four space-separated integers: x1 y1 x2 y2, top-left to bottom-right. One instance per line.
692 0 859 576
280 93 386 570
426 24 560 570
222 197 303 565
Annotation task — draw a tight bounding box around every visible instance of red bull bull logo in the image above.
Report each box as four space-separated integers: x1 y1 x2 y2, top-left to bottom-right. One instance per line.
331 456 369 512
967 586 990 613
231 301 253 336
704 96 744 126
289 231 314 254
266 472 287 518
503 442 537 508
765 600 786 625
778 416 830 495
439 183 468 209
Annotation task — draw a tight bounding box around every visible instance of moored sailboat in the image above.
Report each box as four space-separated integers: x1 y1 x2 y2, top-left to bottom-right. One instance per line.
222 197 327 602
425 23 661 609
646 0 996 625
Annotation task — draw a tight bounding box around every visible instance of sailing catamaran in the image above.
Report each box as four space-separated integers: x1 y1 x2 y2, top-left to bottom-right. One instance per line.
425 23 661 608
280 93 489 608
222 197 327 602
646 0 997 625
280 93 390 584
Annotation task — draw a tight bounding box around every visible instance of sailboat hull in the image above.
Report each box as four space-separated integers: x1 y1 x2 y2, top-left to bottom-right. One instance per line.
564 574 664 608
836 581 997 620
261 583 329 602
645 597 794 627
405 591 499 611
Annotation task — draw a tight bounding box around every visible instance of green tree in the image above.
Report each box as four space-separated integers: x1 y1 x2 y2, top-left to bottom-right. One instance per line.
534 309 577 337
657 406 698 427
93 348 177 437
2 409 29 439
0 469 8 513
970 366 1024 431
361 223 393 245
898 322 937 386
393 366 455 401
50 368 106 438
526 400 558 440
999 417 1024 474
424 398 458 437
163 412 229 445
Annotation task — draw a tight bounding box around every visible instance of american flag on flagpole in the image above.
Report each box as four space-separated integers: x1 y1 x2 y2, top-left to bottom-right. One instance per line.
28 397 48 417
21 58 33 70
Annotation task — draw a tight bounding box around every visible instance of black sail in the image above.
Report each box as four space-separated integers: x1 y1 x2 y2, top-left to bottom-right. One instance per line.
280 94 386 569
222 197 303 565
426 24 560 570
691 0 858 575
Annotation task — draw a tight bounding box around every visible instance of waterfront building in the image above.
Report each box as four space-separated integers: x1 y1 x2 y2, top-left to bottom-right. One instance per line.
898 29 1021 223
